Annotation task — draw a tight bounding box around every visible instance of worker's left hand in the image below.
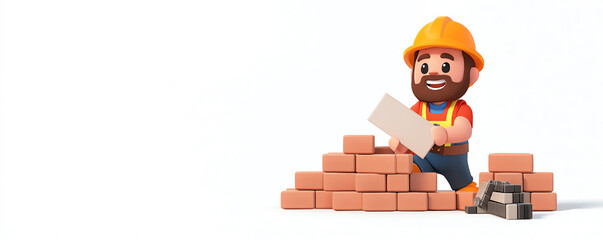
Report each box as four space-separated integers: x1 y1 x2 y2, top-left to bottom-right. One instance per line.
431 126 448 146
389 137 410 154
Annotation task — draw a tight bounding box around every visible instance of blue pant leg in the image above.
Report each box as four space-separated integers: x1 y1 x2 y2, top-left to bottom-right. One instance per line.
413 154 435 172
425 153 473 190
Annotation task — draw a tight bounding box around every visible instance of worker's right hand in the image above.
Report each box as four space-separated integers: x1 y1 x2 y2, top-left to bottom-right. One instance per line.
389 137 410 154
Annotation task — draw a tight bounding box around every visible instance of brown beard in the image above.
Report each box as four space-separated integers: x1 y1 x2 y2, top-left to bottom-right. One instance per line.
411 51 474 103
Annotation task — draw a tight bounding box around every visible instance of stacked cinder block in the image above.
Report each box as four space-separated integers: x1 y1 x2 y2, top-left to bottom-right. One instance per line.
478 153 556 211
466 180 533 219
281 135 475 211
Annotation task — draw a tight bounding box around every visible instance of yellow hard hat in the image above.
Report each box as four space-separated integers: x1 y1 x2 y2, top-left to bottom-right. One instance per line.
403 16 484 71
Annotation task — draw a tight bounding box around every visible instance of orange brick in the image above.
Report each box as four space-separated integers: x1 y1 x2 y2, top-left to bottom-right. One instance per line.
397 192 428 211
410 172 437 192
531 192 557 211
322 153 355 172
387 174 409 192
295 171 323 190
523 172 554 192
488 153 533 173
332 192 363 210
396 154 413 174
356 154 396 174
355 174 386 192
456 191 477 210
281 190 315 209
479 172 494 184
428 191 456 210
494 173 523 189
343 135 375 154
362 193 397 211
315 191 333 209
323 173 356 191
374 146 394 154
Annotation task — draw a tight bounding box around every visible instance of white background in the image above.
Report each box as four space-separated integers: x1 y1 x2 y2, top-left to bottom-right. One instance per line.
1 0 602 239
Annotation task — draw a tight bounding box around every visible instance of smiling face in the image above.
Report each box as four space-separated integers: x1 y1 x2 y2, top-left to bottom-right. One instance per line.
411 47 472 103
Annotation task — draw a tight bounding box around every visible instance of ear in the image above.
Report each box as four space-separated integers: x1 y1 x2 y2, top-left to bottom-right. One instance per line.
469 67 479 86
411 66 417 84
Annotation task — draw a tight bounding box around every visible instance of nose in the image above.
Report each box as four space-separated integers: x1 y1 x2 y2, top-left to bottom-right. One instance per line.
429 72 439 75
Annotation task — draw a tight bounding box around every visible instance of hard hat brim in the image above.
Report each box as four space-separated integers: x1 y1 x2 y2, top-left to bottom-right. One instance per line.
403 41 484 71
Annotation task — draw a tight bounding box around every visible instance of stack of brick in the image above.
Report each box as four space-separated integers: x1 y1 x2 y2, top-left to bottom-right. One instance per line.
477 153 556 211
466 180 533 219
281 135 477 211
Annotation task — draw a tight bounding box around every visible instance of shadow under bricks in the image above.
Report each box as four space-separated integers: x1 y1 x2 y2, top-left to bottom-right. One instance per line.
556 200 603 211
531 212 554 219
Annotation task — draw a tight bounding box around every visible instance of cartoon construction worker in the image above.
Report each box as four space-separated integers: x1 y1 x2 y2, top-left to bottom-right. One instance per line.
389 16 483 192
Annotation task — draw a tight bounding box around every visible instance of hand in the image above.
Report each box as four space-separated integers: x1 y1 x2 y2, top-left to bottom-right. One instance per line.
389 137 410 154
431 126 448 146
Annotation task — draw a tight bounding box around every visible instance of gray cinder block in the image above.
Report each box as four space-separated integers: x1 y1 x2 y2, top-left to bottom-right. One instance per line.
506 204 518 220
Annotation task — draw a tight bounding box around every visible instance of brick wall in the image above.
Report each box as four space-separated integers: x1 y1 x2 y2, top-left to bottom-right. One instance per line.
481 153 557 211
281 135 557 212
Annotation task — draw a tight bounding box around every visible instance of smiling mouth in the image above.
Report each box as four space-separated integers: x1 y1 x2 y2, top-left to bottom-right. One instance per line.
426 79 446 90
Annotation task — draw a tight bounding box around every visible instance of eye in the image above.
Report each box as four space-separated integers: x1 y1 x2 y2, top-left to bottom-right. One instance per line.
442 62 450 73
421 63 428 74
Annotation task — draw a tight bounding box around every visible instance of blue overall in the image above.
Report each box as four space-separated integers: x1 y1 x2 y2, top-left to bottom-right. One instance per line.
414 102 474 191
413 152 473 191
